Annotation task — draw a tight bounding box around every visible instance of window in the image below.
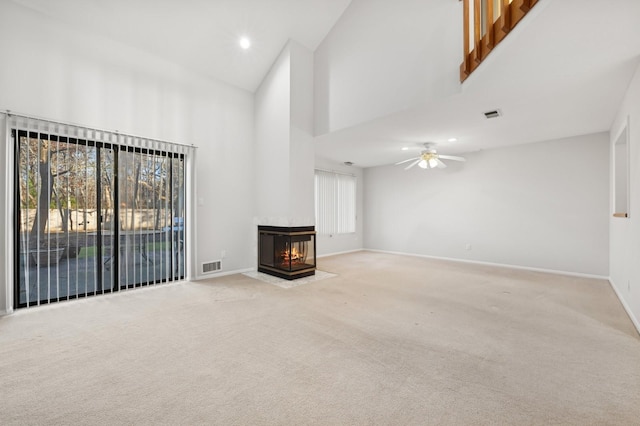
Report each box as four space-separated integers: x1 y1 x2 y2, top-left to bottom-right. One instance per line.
314 169 356 235
11 115 190 308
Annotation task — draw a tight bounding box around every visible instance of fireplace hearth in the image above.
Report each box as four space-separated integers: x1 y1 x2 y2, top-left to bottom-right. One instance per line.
258 226 316 280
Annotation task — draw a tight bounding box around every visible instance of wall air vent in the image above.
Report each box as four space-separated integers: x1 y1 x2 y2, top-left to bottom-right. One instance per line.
484 109 502 119
202 260 221 274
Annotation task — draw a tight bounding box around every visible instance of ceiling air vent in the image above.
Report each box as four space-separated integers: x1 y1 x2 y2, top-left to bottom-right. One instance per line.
484 109 502 119
202 260 221 274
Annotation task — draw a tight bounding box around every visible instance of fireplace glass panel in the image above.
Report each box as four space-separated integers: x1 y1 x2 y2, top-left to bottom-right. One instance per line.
259 234 275 268
258 226 316 280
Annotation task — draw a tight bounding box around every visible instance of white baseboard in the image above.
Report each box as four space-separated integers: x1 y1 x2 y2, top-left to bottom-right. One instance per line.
364 249 609 280
193 267 254 281
317 249 364 258
608 278 640 336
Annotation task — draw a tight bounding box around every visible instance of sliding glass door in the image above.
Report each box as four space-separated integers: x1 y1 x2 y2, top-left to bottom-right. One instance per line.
14 129 185 308
117 148 185 288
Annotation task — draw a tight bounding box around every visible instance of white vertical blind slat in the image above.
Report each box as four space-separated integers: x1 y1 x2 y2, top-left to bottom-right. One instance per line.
314 170 356 235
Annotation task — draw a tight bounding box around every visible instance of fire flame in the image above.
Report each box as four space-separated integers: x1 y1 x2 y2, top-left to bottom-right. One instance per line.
282 246 302 262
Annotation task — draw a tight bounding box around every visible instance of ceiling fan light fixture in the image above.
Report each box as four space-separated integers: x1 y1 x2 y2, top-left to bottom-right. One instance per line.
396 143 466 170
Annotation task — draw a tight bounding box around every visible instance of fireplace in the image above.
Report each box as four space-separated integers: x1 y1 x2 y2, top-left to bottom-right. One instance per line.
258 226 316 280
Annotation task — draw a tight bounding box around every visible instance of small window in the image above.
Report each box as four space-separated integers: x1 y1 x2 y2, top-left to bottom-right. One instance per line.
314 170 356 235
613 118 629 218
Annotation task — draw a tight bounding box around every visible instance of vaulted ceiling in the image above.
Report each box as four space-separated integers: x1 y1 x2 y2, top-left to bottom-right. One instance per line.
8 0 351 92
313 0 640 167
8 0 640 168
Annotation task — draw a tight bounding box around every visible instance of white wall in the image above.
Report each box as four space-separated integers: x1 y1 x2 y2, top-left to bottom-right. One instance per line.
314 0 461 134
0 1 256 311
289 42 316 224
255 46 292 223
610 61 640 331
314 158 364 257
364 134 610 276
254 41 315 227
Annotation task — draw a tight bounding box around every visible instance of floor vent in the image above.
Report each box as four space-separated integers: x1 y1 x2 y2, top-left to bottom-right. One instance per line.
202 260 221 274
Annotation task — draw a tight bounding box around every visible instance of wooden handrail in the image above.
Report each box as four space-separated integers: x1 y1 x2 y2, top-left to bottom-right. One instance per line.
486 0 494 48
461 0 470 76
460 0 539 82
473 0 481 63
500 0 510 33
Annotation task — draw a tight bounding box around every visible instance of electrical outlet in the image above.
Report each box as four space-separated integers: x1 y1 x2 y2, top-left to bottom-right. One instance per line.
221 250 226 259
465 243 472 251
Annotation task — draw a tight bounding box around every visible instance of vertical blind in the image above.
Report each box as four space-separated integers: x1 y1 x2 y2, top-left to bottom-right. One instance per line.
7 113 194 308
314 169 356 235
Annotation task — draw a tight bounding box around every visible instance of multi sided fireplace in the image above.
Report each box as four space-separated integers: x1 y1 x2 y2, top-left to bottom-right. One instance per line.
258 226 316 280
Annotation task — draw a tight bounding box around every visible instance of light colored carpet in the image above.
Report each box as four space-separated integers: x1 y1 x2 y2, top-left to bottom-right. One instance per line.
1 251 639 425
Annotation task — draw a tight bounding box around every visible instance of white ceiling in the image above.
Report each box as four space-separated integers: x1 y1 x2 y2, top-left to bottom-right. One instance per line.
9 0 640 168
315 0 640 167
9 0 351 92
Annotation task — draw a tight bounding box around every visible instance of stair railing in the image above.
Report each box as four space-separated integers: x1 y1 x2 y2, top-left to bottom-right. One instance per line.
460 0 539 82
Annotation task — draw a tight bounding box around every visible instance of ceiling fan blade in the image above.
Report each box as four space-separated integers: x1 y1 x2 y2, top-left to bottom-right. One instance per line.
395 157 419 165
434 158 447 168
404 159 421 170
438 155 466 162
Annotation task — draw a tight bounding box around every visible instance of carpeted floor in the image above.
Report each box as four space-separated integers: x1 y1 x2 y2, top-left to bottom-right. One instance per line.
1 251 639 425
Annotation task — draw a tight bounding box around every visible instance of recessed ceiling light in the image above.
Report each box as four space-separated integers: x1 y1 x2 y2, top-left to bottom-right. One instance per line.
447 138 457 142
401 147 409 151
239 37 251 50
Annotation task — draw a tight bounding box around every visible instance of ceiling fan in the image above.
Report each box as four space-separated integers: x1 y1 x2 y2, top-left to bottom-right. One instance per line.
395 143 466 170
